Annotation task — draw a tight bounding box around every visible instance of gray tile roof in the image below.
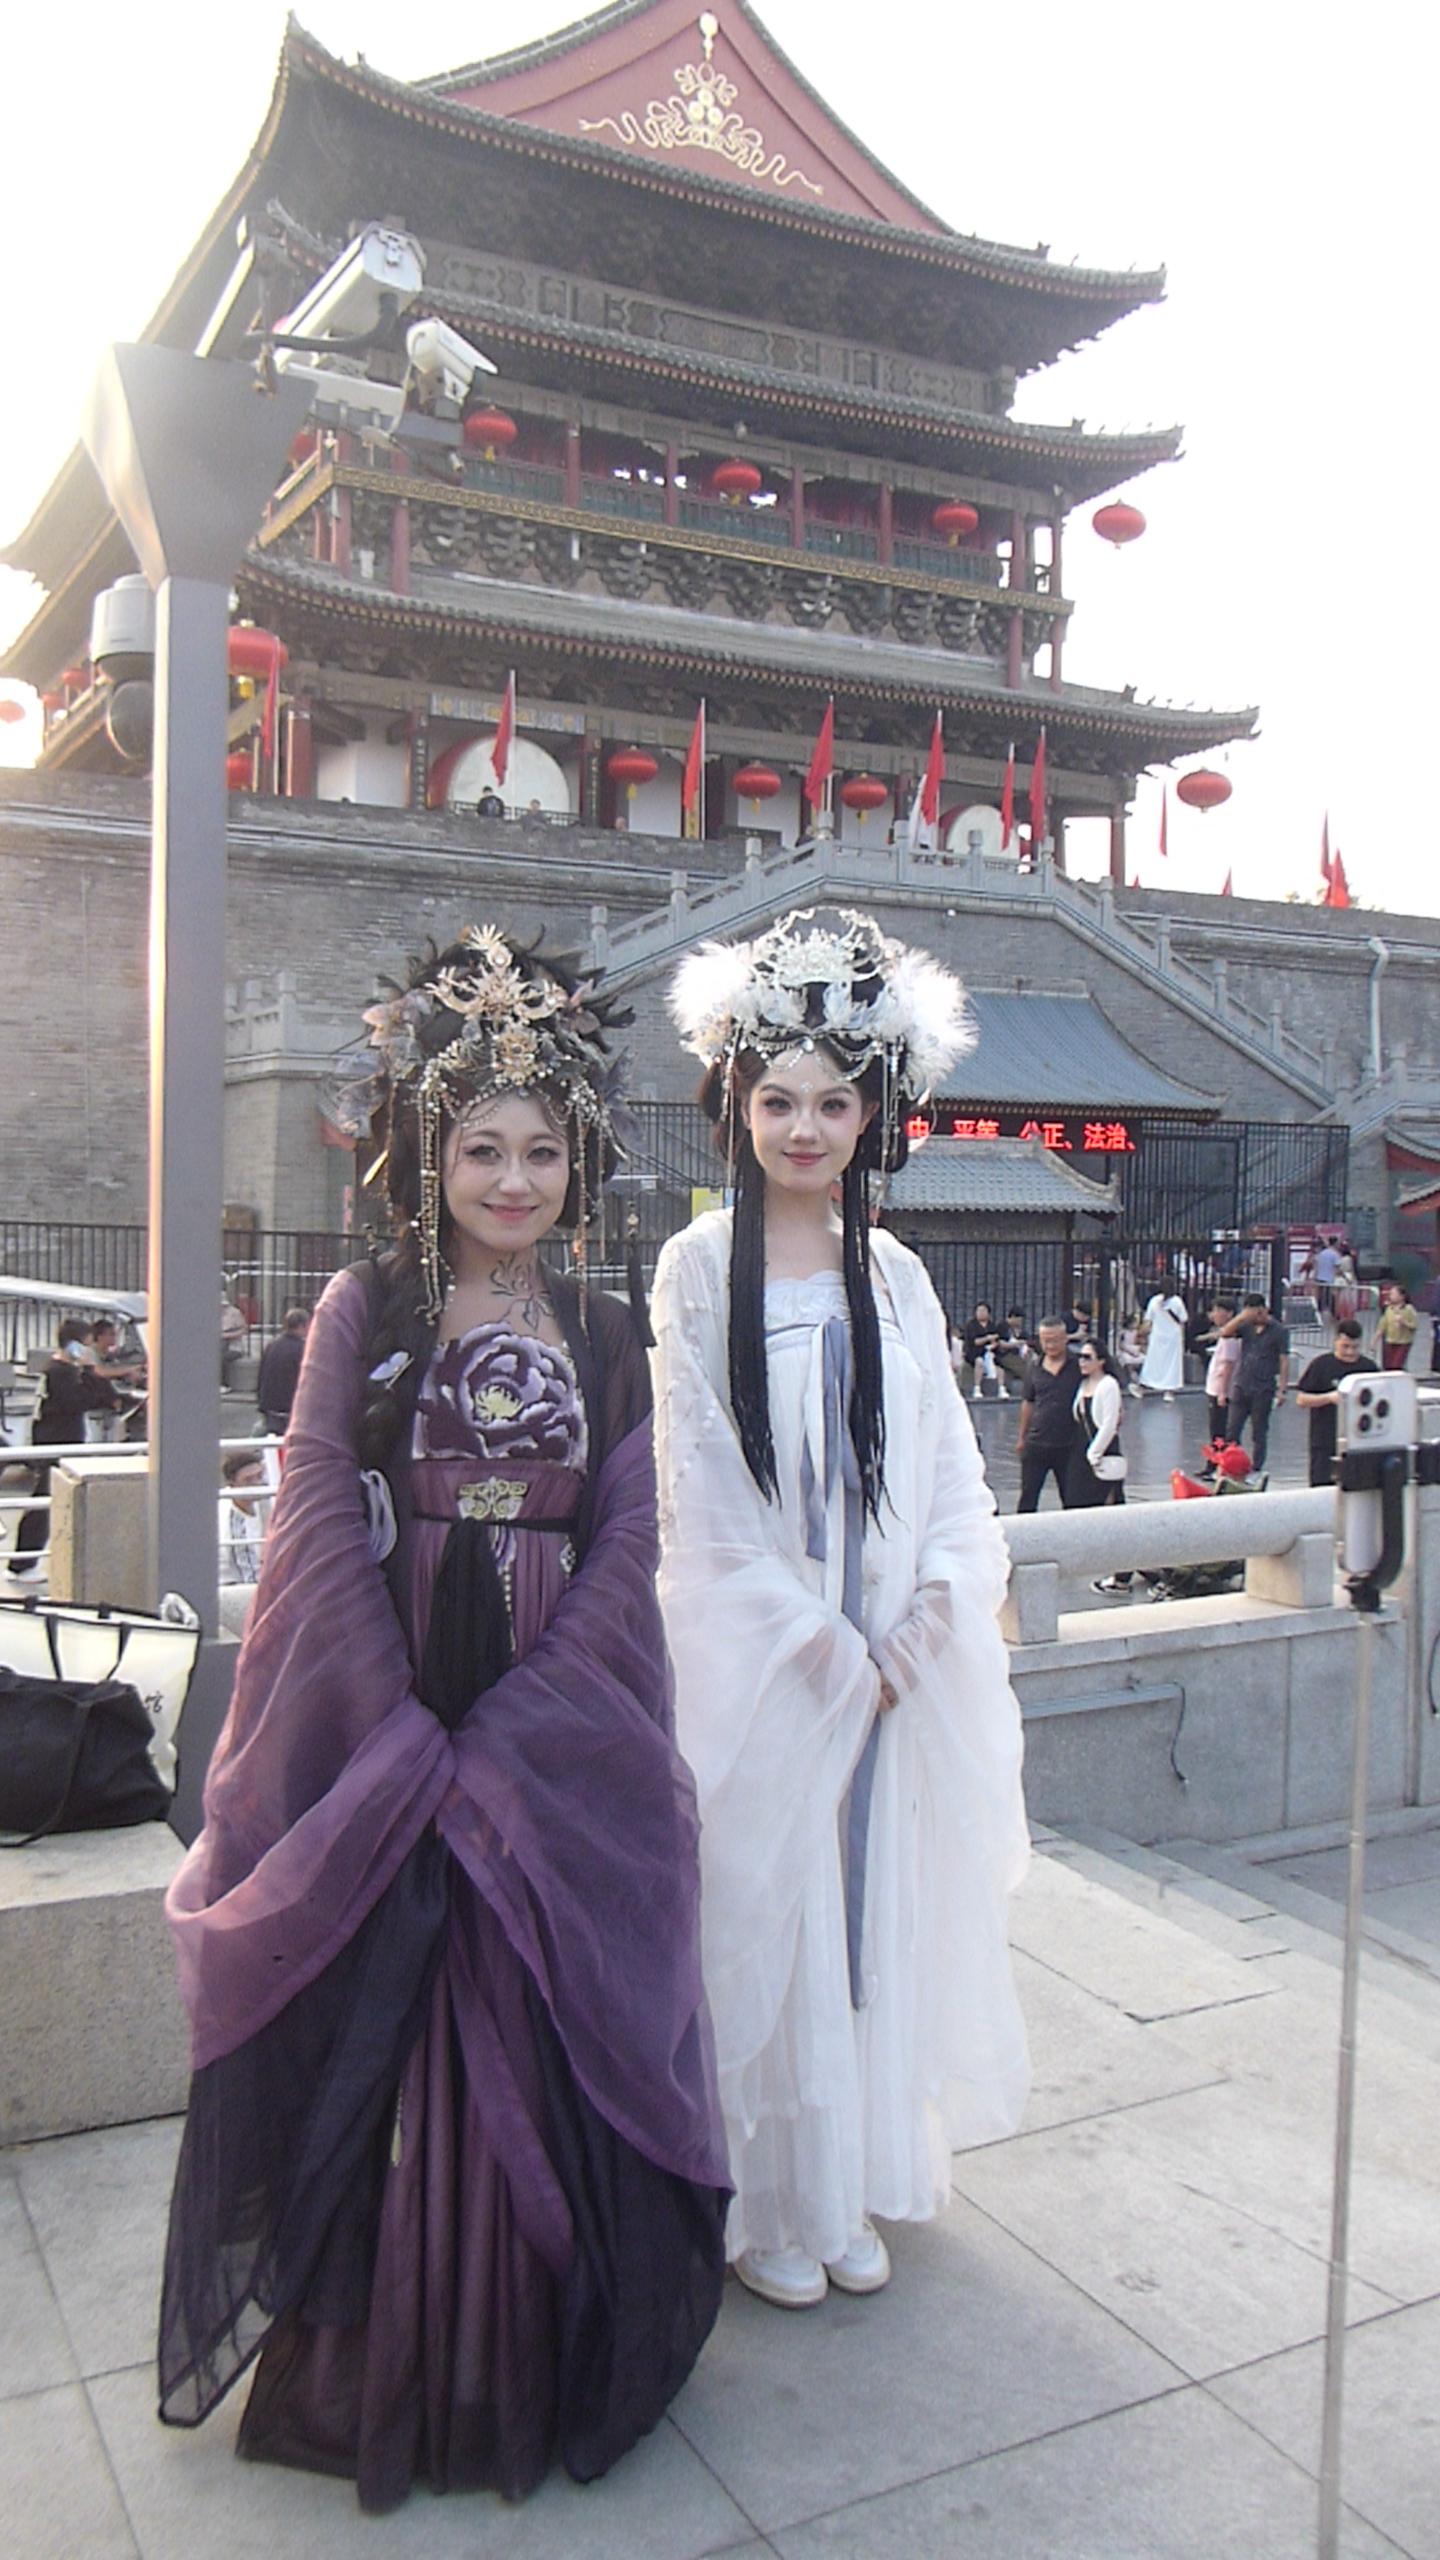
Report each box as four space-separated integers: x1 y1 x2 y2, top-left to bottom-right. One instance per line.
955 992 1213 1112
886 1136 1120 1216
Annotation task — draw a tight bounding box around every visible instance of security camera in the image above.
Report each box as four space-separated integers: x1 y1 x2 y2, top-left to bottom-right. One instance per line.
404 317 498 417
276 224 425 347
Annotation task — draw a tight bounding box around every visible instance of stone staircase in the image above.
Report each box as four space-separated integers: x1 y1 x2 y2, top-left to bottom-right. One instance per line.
584 835 1333 1102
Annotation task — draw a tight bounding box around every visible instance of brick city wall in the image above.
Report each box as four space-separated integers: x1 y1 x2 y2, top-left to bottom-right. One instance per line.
2 772 1435 1236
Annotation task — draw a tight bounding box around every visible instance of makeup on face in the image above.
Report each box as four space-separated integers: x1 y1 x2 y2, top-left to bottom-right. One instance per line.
744 1048 871 1190
441 1092 570 1264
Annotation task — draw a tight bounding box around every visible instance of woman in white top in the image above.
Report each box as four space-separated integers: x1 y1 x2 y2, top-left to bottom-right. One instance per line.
651 910 1030 2314
1068 1343 1132 1594
1134 1279 1188 1399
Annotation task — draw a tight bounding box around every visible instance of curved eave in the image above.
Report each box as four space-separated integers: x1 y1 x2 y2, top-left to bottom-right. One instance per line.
236 554 1256 758
286 26 1165 327
392 291 1184 498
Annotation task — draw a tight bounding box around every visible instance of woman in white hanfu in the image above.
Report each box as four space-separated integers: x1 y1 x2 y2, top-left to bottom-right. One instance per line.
651 910 1030 2312
1135 1277 1188 1400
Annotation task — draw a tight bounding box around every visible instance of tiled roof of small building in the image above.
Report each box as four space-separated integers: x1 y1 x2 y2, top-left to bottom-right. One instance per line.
954 992 1213 1112
885 1136 1119 1216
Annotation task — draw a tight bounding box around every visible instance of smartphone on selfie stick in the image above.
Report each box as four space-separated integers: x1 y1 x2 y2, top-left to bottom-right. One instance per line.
1320 1372 1437 2555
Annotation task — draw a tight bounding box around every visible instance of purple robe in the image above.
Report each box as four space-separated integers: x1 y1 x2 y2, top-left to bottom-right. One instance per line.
159 1266 728 2508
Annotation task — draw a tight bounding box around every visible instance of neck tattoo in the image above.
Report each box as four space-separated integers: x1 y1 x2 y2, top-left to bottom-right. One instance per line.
481 1252 550 1332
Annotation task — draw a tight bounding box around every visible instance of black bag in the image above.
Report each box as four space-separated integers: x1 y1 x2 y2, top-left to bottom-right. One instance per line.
0 1667 171 1845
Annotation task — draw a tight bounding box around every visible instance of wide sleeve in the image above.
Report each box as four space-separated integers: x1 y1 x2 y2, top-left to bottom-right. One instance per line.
649 1222 881 2064
866 1250 1028 1893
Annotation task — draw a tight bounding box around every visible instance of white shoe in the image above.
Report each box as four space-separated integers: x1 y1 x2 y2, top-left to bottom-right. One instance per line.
734 2246 828 2309
1127 1383 1143 1399
997 1386 1011 1400
825 2222 891 2295
971 1388 984 1402
1163 1392 1175 1404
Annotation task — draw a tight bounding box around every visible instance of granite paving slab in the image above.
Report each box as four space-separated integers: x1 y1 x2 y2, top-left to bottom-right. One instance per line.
766 2384 1405 2560
668 2201 1182 2535
1210 2295 1440 2560
4 2381 139 2560
0 2171 78 2403
1009 1849 1278 2021
13 2116 180 2381
952 2095 1396 2378
87 2364 755 2560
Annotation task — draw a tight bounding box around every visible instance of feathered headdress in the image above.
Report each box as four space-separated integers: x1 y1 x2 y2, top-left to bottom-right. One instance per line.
669 907 972 1105
322 924 635 1316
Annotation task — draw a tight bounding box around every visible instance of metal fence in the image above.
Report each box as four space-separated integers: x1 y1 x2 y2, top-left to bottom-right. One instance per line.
0 1107 1351 1363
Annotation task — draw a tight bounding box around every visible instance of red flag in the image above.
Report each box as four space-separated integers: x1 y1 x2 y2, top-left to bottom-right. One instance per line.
999 742 1016 850
681 698 706 826
1320 811 1333 891
1221 869 1233 897
1129 873 1141 890
491 669 516 788
804 698 834 809
1329 848 1351 909
1028 727 1047 853
1159 787 1169 858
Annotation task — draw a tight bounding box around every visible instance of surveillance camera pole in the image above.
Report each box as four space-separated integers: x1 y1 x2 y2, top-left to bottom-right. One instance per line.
80 349 307 1725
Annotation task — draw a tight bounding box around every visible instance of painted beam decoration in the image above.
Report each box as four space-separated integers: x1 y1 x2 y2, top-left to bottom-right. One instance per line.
580 16 823 195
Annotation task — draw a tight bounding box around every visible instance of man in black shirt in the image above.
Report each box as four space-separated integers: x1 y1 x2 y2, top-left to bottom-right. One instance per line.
1016 1318 1080 1512
1221 1294 1291 1472
255 1306 310 1437
1296 1320 1376 1487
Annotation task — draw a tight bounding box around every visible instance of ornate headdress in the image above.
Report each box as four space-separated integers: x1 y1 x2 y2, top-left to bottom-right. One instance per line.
669 906 972 1160
324 925 634 1316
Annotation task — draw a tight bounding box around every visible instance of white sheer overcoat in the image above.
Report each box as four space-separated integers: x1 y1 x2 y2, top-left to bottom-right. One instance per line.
651 1211 1030 2263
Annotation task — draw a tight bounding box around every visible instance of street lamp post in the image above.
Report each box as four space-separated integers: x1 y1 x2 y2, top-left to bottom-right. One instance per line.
80 346 307 1771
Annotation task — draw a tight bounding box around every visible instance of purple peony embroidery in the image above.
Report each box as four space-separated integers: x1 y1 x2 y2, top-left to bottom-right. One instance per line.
419 1323 586 1464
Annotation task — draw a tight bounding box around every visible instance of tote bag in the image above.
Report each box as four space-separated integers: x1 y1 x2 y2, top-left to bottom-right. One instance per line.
0 1592 200 1791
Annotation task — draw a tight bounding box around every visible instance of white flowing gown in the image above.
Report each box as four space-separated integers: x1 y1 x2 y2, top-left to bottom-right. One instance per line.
651 1212 1030 2265
1139 1292 1188 1393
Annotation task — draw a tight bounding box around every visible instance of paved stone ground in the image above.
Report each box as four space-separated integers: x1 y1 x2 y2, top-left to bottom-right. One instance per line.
5 1822 1438 2560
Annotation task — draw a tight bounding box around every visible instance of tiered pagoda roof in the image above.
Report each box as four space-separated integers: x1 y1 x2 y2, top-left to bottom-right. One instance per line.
1 0 1252 789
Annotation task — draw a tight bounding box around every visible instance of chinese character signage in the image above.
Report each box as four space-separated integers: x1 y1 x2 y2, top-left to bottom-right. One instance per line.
911 1110 1138 1154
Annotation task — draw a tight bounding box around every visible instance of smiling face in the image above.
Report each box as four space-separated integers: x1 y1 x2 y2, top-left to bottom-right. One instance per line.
742 1047 872 1195
441 1090 571 1269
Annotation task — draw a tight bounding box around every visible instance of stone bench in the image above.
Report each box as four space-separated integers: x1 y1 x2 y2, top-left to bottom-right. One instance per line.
0 1823 190 2143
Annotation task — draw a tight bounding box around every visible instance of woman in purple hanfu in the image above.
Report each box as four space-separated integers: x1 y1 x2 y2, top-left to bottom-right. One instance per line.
158 928 729 2510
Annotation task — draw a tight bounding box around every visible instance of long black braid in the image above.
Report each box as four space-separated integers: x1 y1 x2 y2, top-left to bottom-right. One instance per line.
727 1133 778 1503
708 1057 900 1525
840 1150 886 1520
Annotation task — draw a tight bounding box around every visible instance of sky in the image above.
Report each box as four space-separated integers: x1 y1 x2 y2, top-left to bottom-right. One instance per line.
0 0 1430 909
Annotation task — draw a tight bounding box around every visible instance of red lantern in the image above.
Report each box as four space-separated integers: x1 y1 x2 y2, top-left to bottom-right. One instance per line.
606 745 660 798
931 500 979 547
710 458 763 504
462 408 518 460
0 698 25 726
733 762 781 807
227 626 288 681
1092 502 1146 547
1175 769 1232 815
840 773 889 818
225 752 253 792
286 430 319 471
40 691 63 715
61 663 87 690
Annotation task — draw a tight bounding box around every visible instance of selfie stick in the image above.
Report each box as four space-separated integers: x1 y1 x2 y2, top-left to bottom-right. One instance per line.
1318 1374 1421 2558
